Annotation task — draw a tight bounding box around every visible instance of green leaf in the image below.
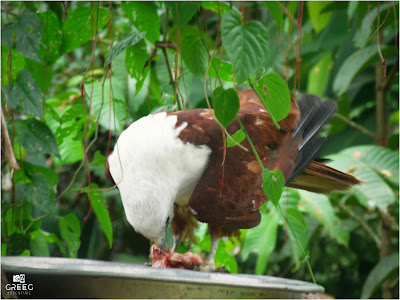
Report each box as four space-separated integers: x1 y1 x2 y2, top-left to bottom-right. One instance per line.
361 253 399 299
2 69 43 118
61 6 109 54
347 1 358 19
287 208 308 268
298 190 349 246
21 161 59 186
333 45 394 96
209 57 234 82
85 80 129 134
121 2 160 43
30 235 49 257
84 184 113 248
240 213 278 275
307 52 332 97
327 146 398 211
30 229 66 255
37 10 62 64
215 240 238 273
2 9 42 62
253 72 291 123
213 87 240 127
262 168 285 206
106 31 146 65
25 59 54 93
166 2 200 26
59 213 81 258
1 45 25 87
307 2 333 33
14 118 59 157
221 10 269 85
125 39 149 94
266 188 301 225
354 2 395 49
264 1 283 30
227 129 246 148
181 27 208 80
201 1 231 13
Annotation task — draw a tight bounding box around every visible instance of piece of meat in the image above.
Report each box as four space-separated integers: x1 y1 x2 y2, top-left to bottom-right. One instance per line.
150 244 203 269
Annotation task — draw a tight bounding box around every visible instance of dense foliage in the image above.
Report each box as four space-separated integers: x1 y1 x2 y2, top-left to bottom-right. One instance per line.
1 1 398 298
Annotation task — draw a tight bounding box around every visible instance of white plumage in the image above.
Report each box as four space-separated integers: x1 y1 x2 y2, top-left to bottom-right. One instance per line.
108 112 211 245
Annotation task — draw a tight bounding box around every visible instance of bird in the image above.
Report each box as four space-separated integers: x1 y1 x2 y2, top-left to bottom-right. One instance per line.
107 89 360 271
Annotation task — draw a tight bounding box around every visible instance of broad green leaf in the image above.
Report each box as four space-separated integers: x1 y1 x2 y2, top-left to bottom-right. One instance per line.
209 57 234 82
262 168 285 206
106 31 146 65
333 45 389 96
181 27 208 80
85 81 129 134
121 2 160 43
2 69 43 118
57 137 84 165
48 2 63 24
227 129 246 148
221 10 269 85
37 11 62 64
19 161 59 186
327 146 397 211
85 184 113 248
253 72 291 124
213 87 240 127
201 1 231 13
264 1 283 30
354 2 395 49
307 2 333 33
61 6 109 54
287 208 308 268
361 253 399 299
215 240 238 273
29 235 49 257
59 213 81 258
298 190 349 246
240 213 278 275
2 9 42 62
125 39 149 94
30 229 66 255
24 173 56 216
14 118 59 157
307 52 332 97
1 46 25 87
166 2 200 26
266 188 301 225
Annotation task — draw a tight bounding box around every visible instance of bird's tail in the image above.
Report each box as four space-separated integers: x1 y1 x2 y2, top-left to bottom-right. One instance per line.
284 94 360 193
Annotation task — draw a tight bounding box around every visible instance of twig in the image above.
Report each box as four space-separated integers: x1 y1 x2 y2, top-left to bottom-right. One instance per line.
339 203 381 247
280 2 300 29
1 108 19 171
334 113 377 140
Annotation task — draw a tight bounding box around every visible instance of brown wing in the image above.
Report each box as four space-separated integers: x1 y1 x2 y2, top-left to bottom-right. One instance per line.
170 89 300 238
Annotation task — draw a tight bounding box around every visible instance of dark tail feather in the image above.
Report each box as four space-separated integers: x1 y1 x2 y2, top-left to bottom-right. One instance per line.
286 94 338 185
288 161 361 193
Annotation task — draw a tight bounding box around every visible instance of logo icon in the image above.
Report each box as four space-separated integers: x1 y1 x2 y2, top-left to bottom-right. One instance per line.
12 274 25 283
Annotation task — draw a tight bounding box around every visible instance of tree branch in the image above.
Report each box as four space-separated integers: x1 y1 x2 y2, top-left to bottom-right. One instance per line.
334 113 378 141
1 108 19 171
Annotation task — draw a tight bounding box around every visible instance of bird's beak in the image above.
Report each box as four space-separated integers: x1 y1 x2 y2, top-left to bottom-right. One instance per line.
160 235 168 251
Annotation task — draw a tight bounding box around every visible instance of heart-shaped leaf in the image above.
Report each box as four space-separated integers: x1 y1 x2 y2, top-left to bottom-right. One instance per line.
213 87 240 127
221 10 269 85
262 168 285 206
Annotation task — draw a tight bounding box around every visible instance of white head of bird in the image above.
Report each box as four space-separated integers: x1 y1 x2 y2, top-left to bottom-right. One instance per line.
107 112 211 249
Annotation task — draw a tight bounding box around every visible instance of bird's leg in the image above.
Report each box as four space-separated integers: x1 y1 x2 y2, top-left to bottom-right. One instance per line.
172 236 181 252
200 237 220 272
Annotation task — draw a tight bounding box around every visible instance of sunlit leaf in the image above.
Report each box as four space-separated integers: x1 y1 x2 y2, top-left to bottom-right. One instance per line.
227 129 246 148
307 51 332 97
262 168 285 206
213 87 239 127
221 10 269 85
307 2 333 33
253 72 291 124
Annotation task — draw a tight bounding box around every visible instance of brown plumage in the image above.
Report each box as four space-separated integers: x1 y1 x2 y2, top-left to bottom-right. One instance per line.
169 89 360 241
